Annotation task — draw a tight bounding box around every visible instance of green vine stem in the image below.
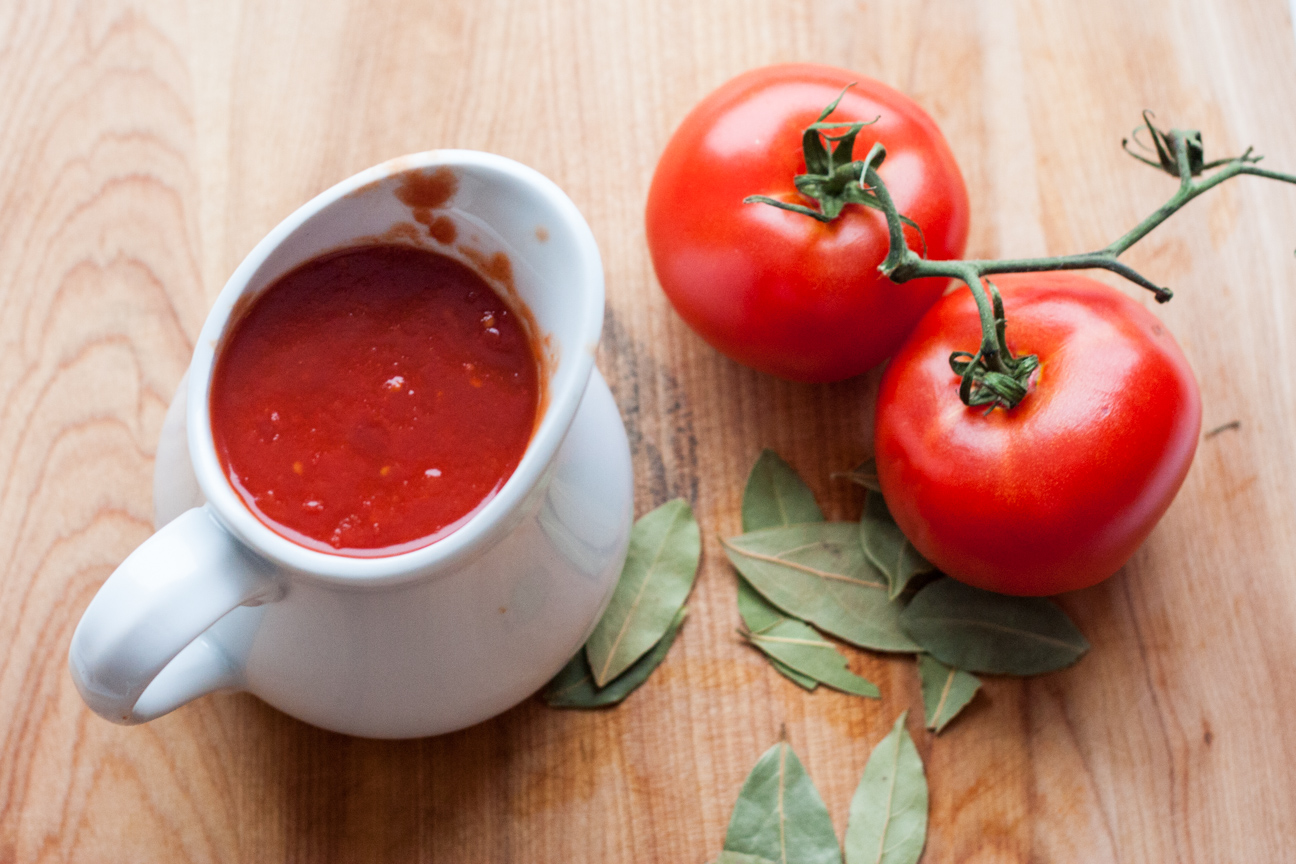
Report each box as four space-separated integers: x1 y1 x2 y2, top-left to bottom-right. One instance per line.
748 99 1296 410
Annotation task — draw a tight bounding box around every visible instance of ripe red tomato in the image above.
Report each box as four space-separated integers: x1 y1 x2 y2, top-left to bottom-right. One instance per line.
645 64 969 382
874 273 1201 596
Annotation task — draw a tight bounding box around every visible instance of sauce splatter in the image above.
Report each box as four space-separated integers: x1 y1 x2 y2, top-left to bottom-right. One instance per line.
395 167 459 241
426 215 457 244
394 167 458 210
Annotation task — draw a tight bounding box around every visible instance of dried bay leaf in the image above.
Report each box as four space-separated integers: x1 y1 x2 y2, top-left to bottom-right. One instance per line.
917 654 980 733
900 577 1089 675
543 607 687 708
738 574 791 633
724 741 842 864
860 492 933 600
737 448 821 639
743 448 824 532
739 578 818 690
744 618 879 698
769 658 819 691
712 854 779 864
585 498 701 686
836 457 881 492
739 449 828 690
724 523 919 653
844 712 927 864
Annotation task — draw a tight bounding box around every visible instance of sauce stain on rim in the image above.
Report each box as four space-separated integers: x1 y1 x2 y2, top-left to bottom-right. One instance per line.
395 167 460 241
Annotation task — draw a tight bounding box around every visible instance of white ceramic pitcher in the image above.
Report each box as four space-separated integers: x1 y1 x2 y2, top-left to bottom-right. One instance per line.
68 151 634 739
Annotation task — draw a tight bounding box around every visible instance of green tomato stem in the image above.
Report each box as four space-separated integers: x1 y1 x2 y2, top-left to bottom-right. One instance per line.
753 105 1296 410
880 128 1296 409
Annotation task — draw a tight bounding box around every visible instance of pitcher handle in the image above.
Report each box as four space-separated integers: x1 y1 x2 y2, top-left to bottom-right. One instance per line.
68 506 279 724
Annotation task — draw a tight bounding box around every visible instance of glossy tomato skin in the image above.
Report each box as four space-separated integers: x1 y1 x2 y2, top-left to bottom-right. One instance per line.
874 274 1201 595
645 64 969 382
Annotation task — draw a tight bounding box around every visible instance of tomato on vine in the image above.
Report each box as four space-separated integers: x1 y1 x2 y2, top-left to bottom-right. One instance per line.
860 114 1295 594
645 64 969 382
874 273 1201 596
652 70 1296 595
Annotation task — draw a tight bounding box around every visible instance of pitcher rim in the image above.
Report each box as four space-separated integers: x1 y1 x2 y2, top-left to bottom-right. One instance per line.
184 150 605 586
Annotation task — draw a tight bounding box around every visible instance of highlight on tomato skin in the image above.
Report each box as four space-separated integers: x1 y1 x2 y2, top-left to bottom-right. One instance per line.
873 273 1202 596
645 63 970 383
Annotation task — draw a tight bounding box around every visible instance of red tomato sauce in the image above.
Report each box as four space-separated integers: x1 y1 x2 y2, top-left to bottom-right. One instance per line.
210 245 540 556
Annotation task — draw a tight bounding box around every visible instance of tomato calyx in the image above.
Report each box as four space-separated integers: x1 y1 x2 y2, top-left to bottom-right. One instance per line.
742 84 924 242
647 66 972 383
948 281 1040 409
1121 110 1260 179
866 111 1296 411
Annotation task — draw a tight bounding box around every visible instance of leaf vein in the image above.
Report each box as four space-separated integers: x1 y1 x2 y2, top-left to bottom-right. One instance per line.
778 744 788 864
932 667 956 727
724 540 886 589
748 634 833 649
596 506 687 682
911 616 1084 650
873 728 901 864
552 670 595 699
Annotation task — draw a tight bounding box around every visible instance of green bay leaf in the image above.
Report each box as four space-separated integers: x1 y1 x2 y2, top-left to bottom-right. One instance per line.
585 498 700 686
745 618 879 698
844 712 928 864
917 654 980 733
860 492 933 600
724 741 842 864
724 523 919 653
543 607 687 708
743 449 824 532
900 577 1089 676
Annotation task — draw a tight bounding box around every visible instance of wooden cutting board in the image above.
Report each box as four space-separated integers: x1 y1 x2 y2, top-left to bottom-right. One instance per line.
2 1 1295 861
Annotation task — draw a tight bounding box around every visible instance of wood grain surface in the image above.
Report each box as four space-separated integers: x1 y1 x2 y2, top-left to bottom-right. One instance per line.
3 1 1296 861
